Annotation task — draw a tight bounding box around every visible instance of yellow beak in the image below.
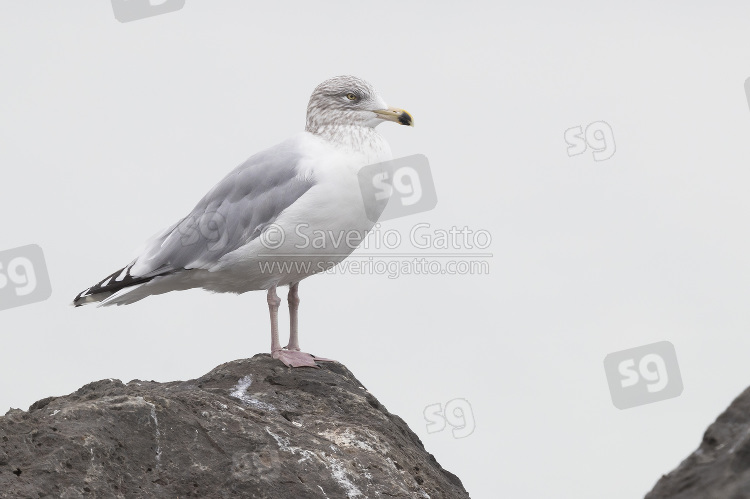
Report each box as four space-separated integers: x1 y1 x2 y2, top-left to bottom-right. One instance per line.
373 107 414 127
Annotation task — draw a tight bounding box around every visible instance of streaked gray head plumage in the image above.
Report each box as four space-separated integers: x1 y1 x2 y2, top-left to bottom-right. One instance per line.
305 75 385 134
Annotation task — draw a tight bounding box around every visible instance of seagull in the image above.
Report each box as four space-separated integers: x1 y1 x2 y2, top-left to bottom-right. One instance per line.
73 75 413 368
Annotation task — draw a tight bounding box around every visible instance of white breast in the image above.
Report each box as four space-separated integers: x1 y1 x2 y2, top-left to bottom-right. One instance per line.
210 129 393 290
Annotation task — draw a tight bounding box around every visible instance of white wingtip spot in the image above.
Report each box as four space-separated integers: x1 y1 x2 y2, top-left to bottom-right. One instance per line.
115 266 129 282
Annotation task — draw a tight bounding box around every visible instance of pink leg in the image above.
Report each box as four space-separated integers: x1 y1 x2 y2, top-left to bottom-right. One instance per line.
286 282 300 351
269 282 336 368
268 286 282 353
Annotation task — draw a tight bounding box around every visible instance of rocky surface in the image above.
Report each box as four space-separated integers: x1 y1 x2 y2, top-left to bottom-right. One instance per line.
646 386 750 499
0 355 469 498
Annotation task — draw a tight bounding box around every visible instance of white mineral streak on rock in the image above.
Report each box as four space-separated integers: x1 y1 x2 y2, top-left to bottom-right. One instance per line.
265 427 319 464
326 456 364 498
140 398 162 465
230 375 276 412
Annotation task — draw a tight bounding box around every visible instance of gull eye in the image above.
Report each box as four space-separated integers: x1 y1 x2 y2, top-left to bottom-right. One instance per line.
346 93 357 101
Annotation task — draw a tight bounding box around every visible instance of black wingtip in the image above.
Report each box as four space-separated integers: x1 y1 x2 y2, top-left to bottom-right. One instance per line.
73 263 164 307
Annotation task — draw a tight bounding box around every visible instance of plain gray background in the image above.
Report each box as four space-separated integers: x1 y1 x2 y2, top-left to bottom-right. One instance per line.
3 1 750 497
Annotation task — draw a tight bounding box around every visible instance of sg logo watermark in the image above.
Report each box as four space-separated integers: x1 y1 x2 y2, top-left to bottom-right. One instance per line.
358 154 437 222
424 398 475 439
0 245 52 312
177 210 229 252
603 341 683 410
564 121 616 161
111 0 185 23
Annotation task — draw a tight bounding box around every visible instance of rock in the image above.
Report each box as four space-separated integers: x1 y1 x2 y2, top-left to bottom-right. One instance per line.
646 387 750 499
0 355 469 498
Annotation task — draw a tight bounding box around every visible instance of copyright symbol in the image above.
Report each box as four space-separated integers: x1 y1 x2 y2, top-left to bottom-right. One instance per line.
260 223 285 250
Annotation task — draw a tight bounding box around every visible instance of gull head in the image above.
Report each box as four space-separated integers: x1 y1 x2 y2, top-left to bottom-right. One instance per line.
305 76 414 136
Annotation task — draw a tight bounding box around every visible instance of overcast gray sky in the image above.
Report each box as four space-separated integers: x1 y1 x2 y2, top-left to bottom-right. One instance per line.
3 2 750 497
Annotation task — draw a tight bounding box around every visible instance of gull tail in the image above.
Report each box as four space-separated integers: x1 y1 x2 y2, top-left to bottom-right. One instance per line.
72 262 163 307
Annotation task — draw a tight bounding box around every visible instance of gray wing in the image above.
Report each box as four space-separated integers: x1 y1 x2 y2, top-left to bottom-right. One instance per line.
130 140 315 278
